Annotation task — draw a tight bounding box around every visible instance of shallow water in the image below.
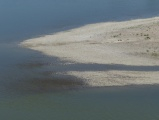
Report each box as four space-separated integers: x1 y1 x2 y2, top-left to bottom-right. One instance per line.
1 0 159 119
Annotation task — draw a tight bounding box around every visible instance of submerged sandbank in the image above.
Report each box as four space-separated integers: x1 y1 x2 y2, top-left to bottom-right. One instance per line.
21 17 159 87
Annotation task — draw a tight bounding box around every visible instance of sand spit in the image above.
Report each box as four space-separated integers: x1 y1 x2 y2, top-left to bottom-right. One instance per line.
21 17 159 87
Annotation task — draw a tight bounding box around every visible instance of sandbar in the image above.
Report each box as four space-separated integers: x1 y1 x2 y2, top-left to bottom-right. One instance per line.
21 17 159 87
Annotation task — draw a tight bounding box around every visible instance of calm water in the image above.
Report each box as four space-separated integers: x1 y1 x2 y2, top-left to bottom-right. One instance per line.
1 0 159 119
1 86 159 120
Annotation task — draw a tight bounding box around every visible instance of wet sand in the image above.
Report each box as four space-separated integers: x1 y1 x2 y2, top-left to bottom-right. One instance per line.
21 17 159 87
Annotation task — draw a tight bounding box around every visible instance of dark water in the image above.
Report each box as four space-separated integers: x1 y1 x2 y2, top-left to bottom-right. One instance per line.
1 0 159 119
1 86 159 120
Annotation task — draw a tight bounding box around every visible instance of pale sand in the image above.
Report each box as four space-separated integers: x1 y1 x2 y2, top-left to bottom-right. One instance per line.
21 17 159 87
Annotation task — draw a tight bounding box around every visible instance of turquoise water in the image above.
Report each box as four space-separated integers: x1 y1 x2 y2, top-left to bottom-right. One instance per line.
1 0 159 119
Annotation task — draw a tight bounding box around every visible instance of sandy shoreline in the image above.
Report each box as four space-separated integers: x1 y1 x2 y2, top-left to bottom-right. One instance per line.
21 17 159 87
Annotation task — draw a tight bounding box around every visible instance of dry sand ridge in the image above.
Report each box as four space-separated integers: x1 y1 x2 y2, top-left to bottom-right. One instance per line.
21 17 159 87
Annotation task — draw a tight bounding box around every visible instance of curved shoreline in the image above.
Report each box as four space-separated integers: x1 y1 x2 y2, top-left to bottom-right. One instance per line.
21 17 159 87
